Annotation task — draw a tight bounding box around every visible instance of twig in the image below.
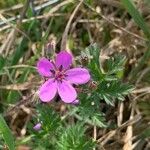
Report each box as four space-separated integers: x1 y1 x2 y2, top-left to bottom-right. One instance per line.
129 43 150 82
97 115 141 145
83 1 148 42
61 0 84 50
4 93 38 117
117 102 124 127
0 14 30 40
0 0 59 27
0 81 42 90
99 0 150 16
99 0 123 8
4 64 36 69
132 87 150 94
0 0 30 56
0 30 15 55
0 4 23 13
93 126 97 150
123 107 134 150
136 68 150 85
0 0 51 13
0 13 64 32
41 0 74 26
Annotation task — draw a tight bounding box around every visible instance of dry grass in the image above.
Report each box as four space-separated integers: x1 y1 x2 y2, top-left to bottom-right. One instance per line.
0 0 150 149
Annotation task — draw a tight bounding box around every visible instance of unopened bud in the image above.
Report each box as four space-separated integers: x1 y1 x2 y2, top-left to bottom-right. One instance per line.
71 99 80 105
81 55 89 66
33 123 42 131
45 40 56 56
88 81 98 90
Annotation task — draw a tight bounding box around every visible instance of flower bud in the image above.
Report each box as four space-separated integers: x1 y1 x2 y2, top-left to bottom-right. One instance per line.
45 39 56 57
71 99 79 105
81 55 89 66
33 123 41 131
88 81 98 90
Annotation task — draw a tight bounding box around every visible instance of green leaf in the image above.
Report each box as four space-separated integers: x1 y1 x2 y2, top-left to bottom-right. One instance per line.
90 113 107 127
37 105 61 132
99 81 134 105
86 43 100 67
0 56 5 71
57 123 95 150
84 43 104 80
121 0 150 39
105 55 126 75
0 115 15 150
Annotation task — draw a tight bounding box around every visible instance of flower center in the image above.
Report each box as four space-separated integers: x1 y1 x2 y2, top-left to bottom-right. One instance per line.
50 65 67 81
55 70 65 81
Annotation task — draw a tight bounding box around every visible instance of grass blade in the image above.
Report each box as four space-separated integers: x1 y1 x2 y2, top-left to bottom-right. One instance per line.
0 115 15 150
121 0 150 39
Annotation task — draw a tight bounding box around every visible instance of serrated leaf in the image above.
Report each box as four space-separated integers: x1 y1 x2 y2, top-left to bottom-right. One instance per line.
86 43 100 67
37 105 61 132
57 123 95 150
84 43 105 80
90 113 107 127
99 81 133 105
105 55 126 75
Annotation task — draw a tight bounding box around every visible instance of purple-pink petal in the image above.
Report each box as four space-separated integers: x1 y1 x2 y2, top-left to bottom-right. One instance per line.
55 51 72 69
57 80 77 103
71 99 79 105
66 68 90 84
39 79 57 102
33 123 41 131
37 58 54 77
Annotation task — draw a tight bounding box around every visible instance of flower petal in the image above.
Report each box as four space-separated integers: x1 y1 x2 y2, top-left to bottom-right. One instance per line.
39 79 57 102
71 99 80 105
55 51 72 69
37 58 54 77
33 123 42 131
66 68 90 84
57 80 77 103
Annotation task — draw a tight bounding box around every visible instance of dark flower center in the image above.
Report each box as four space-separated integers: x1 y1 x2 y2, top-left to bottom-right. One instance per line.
55 70 65 80
50 65 66 81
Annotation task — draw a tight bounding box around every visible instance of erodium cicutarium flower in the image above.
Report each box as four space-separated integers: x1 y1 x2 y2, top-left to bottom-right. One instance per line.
33 123 41 131
37 51 90 103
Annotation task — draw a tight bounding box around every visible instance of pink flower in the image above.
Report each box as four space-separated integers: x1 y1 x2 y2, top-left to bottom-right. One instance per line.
33 123 41 131
37 51 90 103
71 99 80 105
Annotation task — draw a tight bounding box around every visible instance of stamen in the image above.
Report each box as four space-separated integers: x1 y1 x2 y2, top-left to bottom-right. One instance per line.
54 70 65 81
50 69 55 75
59 65 63 71
51 61 57 70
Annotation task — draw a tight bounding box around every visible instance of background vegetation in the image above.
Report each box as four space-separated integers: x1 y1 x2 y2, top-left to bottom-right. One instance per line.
0 0 150 149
